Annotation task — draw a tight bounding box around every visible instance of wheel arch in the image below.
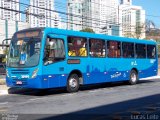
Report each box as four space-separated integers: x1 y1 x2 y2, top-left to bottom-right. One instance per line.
131 68 138 74
131 68 139 80
68 69 83 85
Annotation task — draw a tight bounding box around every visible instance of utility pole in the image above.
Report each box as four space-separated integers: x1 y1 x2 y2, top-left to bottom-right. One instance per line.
5 20 8 44
15 12 18 32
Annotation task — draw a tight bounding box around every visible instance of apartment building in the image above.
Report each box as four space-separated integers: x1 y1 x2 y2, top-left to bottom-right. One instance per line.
0 0 20 21
67 0 119 34
119 0 146 38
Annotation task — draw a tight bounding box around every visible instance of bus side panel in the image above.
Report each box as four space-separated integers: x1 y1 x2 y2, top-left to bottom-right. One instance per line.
138 59 158 78
84 58 107 84
82 58 130 85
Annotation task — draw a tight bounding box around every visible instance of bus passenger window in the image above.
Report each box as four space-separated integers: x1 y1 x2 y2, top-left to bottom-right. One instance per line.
107 41 121 58
147 45 156 59
122 42 134 58
68 37 87 57
135 44 146 58
44 38 65 65
89 39 105 57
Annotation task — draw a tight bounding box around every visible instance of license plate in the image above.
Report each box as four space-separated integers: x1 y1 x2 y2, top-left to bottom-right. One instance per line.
16 81 22 85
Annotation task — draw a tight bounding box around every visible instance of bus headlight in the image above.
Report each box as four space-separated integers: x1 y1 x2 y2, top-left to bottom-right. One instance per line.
32 68 39 78
6 70 9 78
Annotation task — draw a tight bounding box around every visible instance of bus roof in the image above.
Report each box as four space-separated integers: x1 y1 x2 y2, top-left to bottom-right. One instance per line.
44 27 156 45
15 27 156 45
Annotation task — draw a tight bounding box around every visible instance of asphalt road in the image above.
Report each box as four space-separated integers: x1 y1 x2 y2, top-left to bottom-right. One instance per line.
0 79 160 120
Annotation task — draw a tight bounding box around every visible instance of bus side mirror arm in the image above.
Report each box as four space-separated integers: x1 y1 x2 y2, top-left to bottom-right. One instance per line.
2 38 11 49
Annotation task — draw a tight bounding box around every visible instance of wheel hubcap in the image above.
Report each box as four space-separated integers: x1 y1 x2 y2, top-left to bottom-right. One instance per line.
69 78 77 88
131 73 137 82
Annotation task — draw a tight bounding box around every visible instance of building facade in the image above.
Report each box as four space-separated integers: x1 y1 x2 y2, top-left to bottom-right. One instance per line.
28 0 62 28
0 19 29 54
67 0 83 31
67 0 119 35
99 0 119 35
119 0 146 39
0 0 20 21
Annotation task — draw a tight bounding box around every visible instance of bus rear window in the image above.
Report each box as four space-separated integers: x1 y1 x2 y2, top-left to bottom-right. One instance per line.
147 45 156 59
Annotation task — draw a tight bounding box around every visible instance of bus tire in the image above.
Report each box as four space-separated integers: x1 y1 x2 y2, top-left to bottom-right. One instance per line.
67 74 79 93
129 70 138 85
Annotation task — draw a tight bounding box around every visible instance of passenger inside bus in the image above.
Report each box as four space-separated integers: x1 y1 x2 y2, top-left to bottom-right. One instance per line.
68 37 87 57
68 49 76 56
78 43 87 56
68 44 76 56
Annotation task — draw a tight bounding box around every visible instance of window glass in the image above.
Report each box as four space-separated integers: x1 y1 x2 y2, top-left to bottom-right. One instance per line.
89 39 105 57
44 38 65 65
7 38 41 67
68 37 87 57
107 41 121 58
147 45 156 59
135 44 146 58
122 42 134 58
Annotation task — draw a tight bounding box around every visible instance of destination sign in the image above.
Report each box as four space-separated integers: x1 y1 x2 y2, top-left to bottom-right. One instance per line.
16 31 40 38
67 59 80 64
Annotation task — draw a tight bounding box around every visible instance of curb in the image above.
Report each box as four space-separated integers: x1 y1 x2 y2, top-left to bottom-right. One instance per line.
0 90 8 95
140 76 160 80
0 79 5 85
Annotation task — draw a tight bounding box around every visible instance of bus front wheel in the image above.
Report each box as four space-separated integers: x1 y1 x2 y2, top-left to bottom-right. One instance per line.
67 74 80 93
129 70 138 85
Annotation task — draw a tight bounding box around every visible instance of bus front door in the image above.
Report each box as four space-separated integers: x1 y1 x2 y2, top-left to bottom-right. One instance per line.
42 34 67 88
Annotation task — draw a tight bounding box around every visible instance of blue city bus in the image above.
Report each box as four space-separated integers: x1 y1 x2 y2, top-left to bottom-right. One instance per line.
6 27 158 92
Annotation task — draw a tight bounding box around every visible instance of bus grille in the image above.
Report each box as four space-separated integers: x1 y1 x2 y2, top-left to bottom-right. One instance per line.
11 70 29 75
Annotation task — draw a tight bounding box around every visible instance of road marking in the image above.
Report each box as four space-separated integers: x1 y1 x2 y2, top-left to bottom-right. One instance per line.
0 102 8 105
29 98 44 101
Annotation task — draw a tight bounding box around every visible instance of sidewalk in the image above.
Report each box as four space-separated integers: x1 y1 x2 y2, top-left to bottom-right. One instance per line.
0 76 9 95
0 85 8 95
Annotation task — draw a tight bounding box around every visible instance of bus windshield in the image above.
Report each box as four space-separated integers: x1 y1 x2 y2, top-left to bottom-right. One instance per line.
7 37 41 68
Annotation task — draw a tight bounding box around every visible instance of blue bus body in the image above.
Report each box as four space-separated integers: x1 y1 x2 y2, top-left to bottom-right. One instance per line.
6 27 158 89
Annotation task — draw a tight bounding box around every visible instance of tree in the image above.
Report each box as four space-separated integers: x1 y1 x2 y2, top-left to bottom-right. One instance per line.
129 24 145 39
134 24 144 39
2 47 9 63
145 20 160 40
145 19 155 32
80 28 95 33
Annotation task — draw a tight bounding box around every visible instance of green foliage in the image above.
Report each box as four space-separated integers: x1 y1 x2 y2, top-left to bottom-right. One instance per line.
124 24 145 39
80 28 95 33
3 48 8 55
2 48 9 63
